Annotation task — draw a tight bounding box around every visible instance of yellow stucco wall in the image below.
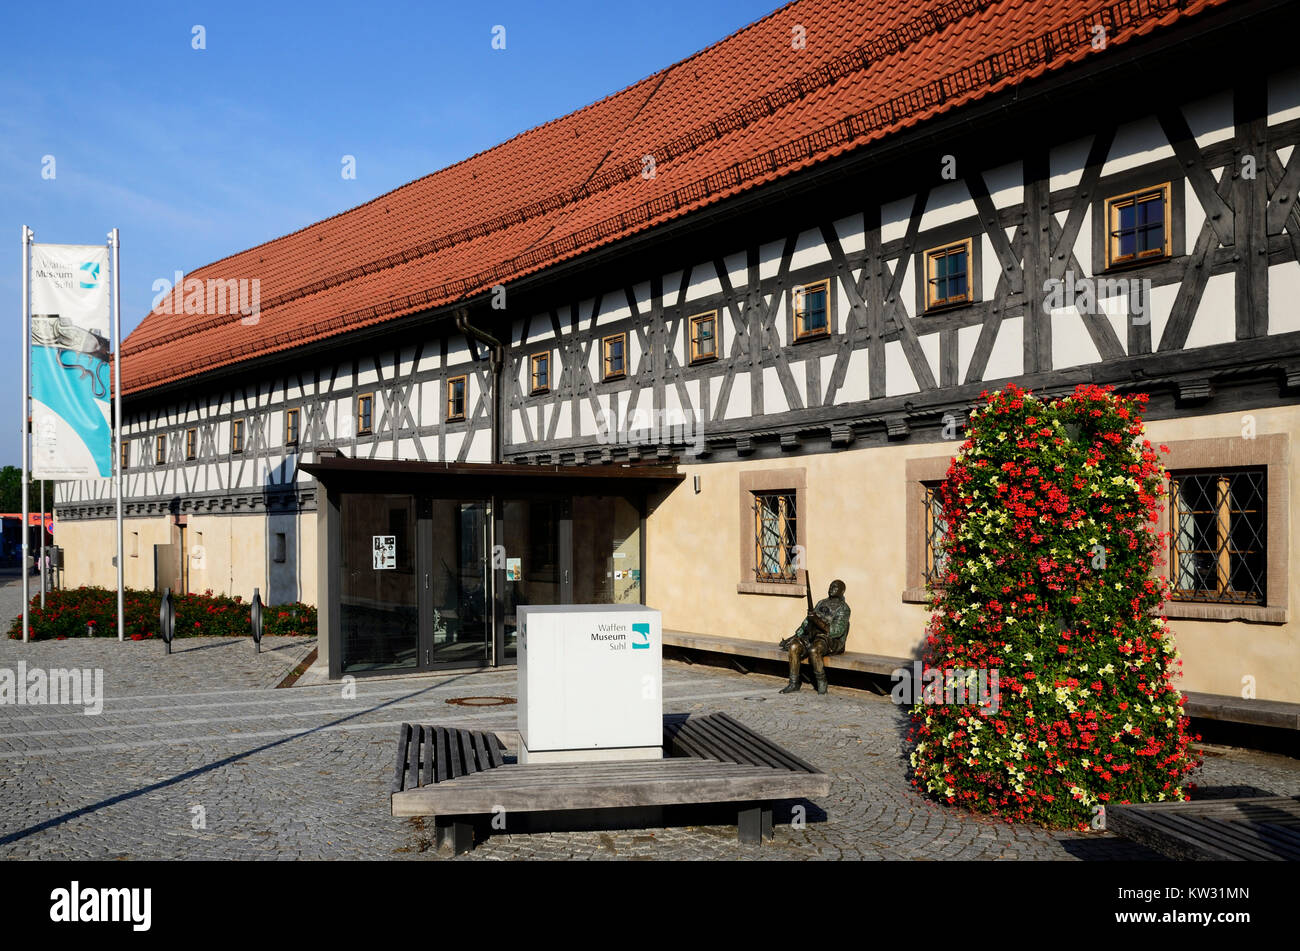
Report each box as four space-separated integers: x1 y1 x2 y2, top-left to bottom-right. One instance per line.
645 404 1300 704
56 512 317 606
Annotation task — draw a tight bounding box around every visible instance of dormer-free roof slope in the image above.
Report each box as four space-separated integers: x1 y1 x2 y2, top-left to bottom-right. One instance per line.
122 0 1230 395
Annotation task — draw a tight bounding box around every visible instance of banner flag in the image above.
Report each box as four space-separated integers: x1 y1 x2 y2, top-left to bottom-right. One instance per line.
29 243 113 480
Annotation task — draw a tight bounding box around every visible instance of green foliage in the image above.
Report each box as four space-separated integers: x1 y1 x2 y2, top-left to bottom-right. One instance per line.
0 465 54 515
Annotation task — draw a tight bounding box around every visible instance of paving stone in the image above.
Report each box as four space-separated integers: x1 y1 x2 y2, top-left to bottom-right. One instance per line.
1 586 1297 861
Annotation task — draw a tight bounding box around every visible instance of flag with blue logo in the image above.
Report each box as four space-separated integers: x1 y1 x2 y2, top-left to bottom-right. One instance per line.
29 244 113 479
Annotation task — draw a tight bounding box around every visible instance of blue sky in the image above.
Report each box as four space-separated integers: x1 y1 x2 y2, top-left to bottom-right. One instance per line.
0 0 782 468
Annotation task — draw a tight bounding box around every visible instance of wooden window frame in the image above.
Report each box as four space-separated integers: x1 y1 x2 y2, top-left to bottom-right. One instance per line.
446 375 467 422
923 238 975 311
231 418 244 455
688 310 719 364
602 333 627 381
120 439 129 472
356 393 373 436
530 352 551 395
155 434 166 466
185 428 197 461
792 279 831 341
285 408 300 446
737 468 807 597
1104 182 1172 269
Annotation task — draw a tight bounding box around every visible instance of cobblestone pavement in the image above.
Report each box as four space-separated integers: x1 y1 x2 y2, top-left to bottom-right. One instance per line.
1 628 1297 860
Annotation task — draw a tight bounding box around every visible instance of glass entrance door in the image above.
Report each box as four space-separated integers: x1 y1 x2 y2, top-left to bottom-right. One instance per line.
426 499 492 668
339 493 419 673
499 498 566 664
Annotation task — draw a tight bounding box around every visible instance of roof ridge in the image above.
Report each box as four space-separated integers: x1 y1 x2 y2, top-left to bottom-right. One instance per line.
127 0 1216 392
128 0 996 358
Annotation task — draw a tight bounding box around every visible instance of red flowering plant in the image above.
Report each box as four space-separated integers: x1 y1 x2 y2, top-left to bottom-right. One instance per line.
8 587 317 640
907 383 1200 830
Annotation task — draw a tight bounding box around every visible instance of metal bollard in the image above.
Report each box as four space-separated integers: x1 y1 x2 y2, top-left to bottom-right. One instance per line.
160 588 175 655
251 588 263 653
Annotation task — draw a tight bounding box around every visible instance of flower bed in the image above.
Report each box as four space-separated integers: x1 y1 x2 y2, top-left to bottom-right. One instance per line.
7 586 317 641
908 383 1200 830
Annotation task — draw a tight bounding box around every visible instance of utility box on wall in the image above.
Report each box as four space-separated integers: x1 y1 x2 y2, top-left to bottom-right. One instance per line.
517 604 662 763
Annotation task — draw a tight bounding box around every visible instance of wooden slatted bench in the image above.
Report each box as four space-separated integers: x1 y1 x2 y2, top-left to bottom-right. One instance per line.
1106 796 1300 861
391 713 830 853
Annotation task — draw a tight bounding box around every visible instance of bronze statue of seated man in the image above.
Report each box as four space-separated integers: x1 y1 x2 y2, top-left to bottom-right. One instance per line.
778 579 849 695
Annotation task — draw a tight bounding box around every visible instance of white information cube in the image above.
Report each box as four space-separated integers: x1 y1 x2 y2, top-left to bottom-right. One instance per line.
517 604 662 763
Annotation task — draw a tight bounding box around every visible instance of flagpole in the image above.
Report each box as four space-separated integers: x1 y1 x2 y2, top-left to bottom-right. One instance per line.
111 228 124 642
20 226 31 643
39 479 45 606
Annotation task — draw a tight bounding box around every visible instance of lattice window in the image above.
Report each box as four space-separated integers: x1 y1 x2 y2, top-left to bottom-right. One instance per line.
753 491 798 582
923 483 950 585
1169 469 1266 605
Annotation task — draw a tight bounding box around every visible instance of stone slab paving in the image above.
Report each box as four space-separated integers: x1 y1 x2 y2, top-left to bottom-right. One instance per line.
3 630 1298 860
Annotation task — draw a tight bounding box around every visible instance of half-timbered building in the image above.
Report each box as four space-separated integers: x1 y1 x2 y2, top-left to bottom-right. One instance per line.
56 0 1300 703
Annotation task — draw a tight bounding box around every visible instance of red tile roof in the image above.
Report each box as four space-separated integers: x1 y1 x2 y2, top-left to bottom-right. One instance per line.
122 0 1230 395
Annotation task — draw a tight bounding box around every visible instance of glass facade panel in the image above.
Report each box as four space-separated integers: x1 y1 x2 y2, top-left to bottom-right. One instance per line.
501 499 563 663
340 493 418 672
573 495 642 605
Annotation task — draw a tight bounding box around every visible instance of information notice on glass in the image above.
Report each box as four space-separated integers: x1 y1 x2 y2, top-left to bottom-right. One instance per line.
372 535 396 570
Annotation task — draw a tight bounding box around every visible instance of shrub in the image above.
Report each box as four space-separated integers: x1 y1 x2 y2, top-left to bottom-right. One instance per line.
7 587 317 641
908 383 1200 830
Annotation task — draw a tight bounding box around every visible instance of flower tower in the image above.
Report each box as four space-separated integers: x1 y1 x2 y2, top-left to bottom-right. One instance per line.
908 383 1200 830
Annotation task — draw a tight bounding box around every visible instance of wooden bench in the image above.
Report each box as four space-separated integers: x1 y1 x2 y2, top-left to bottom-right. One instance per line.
1106 796 1300 861
390 713 830 853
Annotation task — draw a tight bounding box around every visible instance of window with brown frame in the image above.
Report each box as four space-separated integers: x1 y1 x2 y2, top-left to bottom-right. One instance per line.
752 491 799 583
231 418 244 454
689 311 718 363
792 280 830 339
602 333 626 380
120 440 129 472
1168 468 1266 605
1106 183 1171 268
357 393 373 435
285 408 300 446
185 428 197 460
155 435 165 465
446 375 467 421
924 239 973 310
530 352 551 394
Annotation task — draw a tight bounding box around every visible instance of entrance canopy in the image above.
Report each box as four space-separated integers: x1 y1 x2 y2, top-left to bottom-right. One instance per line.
301 457 684 491
304 457 682 679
